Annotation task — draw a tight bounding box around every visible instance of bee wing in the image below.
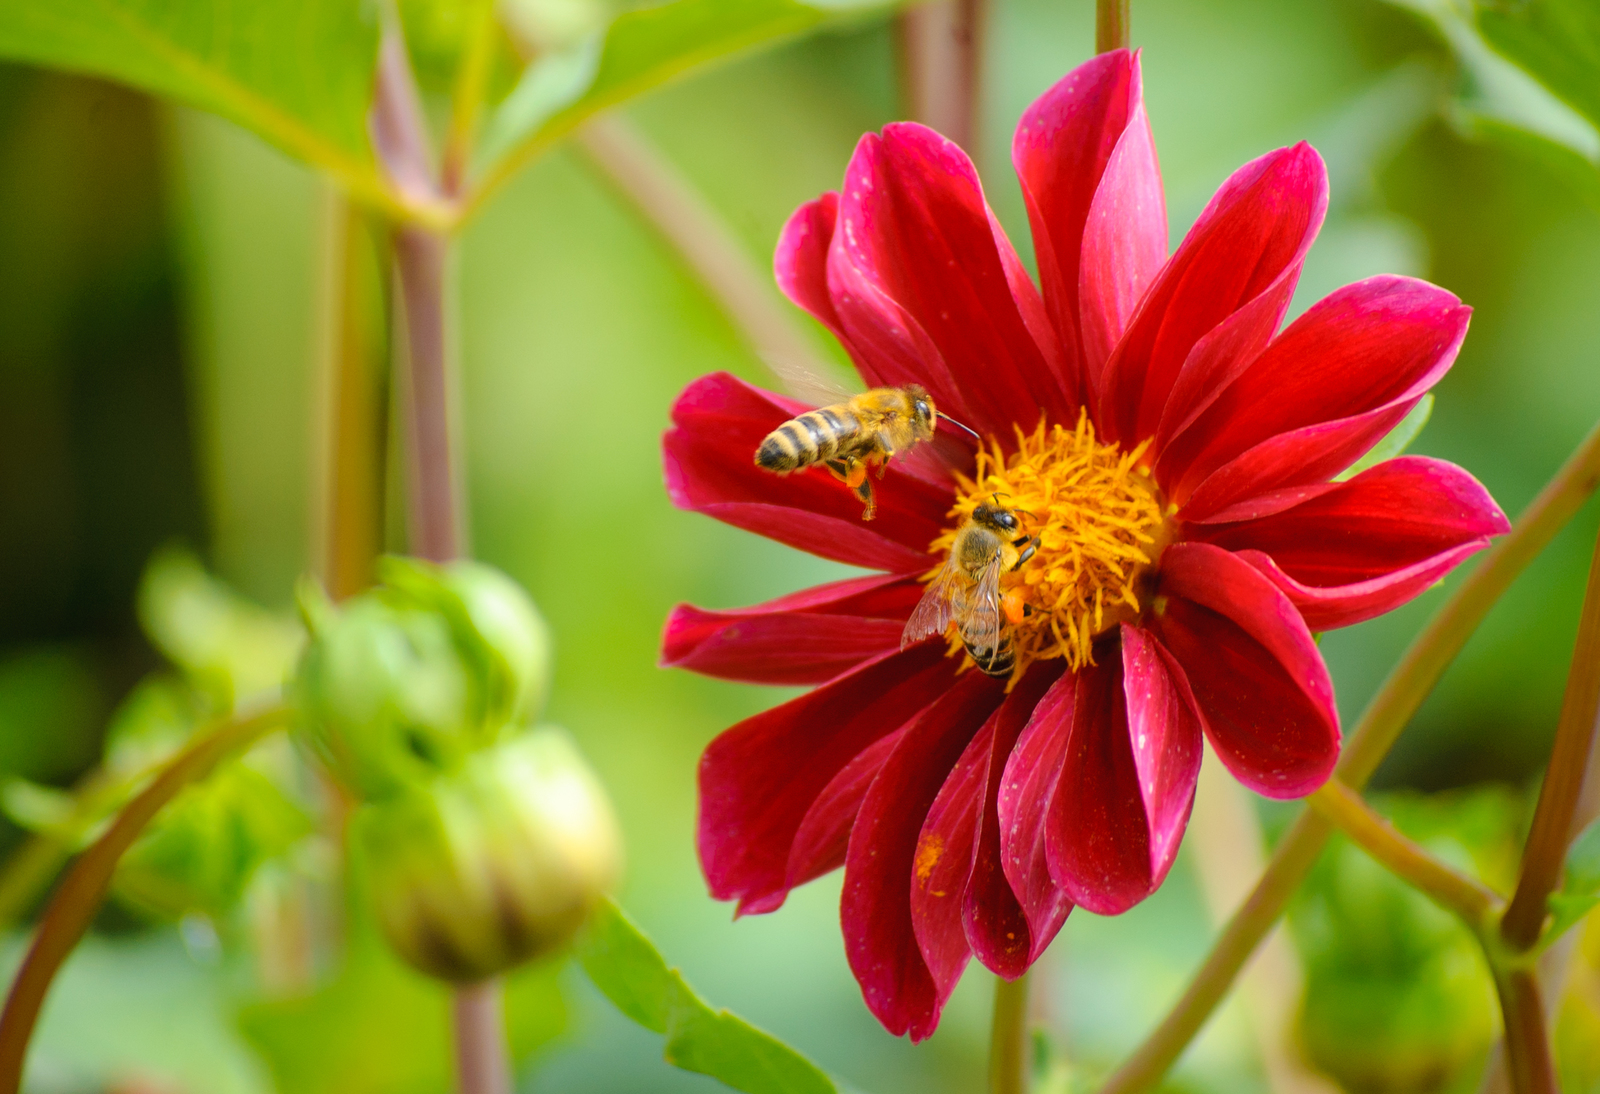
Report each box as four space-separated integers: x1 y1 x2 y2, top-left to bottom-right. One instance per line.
762 348 857 409
901 566 961 649
970 554 1006 637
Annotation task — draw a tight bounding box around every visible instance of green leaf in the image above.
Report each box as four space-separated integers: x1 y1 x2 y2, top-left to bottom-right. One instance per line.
1477 0 1600 132
1337 395 1434 481
577 897 838 1094
470 0 887 211
1543 814 1600 944
0 0 385 197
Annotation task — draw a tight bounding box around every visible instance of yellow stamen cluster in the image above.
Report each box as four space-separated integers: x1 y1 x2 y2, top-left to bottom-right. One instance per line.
927 411 1171 681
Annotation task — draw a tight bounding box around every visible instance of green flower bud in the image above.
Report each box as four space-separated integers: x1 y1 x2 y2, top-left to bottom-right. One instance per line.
354 728 620 982
293 558 551 799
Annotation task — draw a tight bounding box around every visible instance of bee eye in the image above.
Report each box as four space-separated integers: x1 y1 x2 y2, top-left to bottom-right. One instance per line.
915 401 930 420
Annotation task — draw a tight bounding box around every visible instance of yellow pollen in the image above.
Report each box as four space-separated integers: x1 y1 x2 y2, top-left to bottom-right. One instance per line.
925 410 1172 683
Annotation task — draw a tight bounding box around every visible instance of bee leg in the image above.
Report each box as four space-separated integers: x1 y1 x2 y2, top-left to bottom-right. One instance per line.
853 474 877 521
1011 536 1039 570
823 458 851 482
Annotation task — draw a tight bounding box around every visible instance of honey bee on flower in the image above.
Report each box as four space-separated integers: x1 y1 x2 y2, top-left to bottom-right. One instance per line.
662 48 1508 1041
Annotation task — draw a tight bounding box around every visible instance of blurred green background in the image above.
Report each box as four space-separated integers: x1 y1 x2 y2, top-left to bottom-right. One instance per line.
2 0 1600 1091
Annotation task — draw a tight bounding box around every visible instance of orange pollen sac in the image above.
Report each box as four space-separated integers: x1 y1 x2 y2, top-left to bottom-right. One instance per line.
925 410 1173 681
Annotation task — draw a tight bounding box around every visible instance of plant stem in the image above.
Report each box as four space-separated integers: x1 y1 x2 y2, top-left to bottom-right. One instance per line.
393 224 462 562
897 0 988 156
442 0 500 198
316 191 388 598
1096 0 1130 53
1502 522 1600 949
1307 780 1501 925
453 979 514 1094
1098 413 1600 1094
0 703 286 1094
575 115 847 405
1495 968 1557 1094
989 972 1030 1094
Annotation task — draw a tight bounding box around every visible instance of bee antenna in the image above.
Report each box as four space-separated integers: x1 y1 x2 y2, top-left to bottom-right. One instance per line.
937 412 981 443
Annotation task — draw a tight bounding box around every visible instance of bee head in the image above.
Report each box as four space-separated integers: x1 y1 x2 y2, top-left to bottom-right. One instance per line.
906 385 936 436
972 503 1019 533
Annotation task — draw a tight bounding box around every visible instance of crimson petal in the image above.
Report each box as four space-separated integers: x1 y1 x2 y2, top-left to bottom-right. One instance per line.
1013 48 1166 404
910 719 991 999
964 662 1069 974
783 727 907 904
1162 276 1471 514
1150 543 1339 798
1101 143 1327 447
998 671 1079 954
829 123 1070 438
662 573 924 685
843 671 1006 1040
1042 632 1200 915
698 644 956 915
664 371 948 571
1195 456 1507 628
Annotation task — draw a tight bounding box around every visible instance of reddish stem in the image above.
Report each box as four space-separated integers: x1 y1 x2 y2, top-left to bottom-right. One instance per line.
453 979 513 1094
0 706 285 1094
1496 968 1558 1094
1502 523 1600 949
1096 0 1130 52
897 0 988 156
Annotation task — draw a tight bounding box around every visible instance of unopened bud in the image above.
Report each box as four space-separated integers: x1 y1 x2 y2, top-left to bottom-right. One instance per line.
293 558 551 799
354 728 620 982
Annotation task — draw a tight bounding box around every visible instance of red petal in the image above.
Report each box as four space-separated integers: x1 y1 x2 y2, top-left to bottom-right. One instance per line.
1101 143 1327 447
697 644 956 915
1163 276 1471 512
998 672 1079 954
1194 457 1507 628
661 573 924 685
828 123 1070 439
664 372 948 572
910 719 991 998
783 727 907 902
1041 634 1198 916
843 671 1007 1040
1013 49 1165 405
1150 543 1339 799
964 662 1069 974
775 192 849 342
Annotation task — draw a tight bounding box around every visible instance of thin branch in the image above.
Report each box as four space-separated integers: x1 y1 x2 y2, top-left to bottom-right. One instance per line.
1495 968 1558 1094
442 0 501 198
1188 755 1339 1094
1502 522 1600 949
575 114 847 405
1096 0 1130 53
0 703 287 1094
1307 779 1501 926
989 972 1029 1094
1099 414 1600 1094
454 979 514 1094
897 0 988 155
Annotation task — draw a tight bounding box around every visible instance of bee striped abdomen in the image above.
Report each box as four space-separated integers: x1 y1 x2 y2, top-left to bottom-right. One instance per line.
755 405 858 472
966 630 1015 678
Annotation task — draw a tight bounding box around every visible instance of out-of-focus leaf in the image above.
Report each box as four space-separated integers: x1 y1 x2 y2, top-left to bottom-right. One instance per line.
0 645 104 781
472 0 889 206
577 897 838 1094
1477 0 1600 131
114 755 312 920
139 547 304 707
0 0 383 193
0 779 77 835
237 923 566 1094
1337 394 1434 481
1544 815 1600 944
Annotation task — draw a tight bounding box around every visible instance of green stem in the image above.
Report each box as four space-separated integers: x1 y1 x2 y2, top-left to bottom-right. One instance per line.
1098 415 1600 1094
1495 968 1557 1094
989 973 1030 1094
1306 780 1501 926
1502 522 1600 950
441 0 500 198
1096 0 1130 52
0 704 287 1094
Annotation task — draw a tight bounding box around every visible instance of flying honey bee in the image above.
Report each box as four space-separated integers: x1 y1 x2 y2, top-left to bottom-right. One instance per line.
901 501 1039 677
753 385 978 520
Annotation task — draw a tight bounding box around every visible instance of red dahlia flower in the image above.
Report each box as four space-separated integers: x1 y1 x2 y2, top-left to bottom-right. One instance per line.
660 49 1508 1040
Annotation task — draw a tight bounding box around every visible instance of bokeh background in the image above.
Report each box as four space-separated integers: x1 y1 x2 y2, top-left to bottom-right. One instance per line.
2 0 1599 1091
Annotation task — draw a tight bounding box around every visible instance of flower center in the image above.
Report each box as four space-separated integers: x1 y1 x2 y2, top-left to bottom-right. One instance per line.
927 411 1172 680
